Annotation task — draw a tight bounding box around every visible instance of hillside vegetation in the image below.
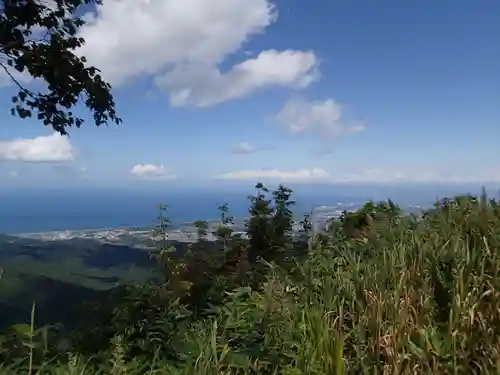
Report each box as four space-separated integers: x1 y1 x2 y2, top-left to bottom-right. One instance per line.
1 183 500 374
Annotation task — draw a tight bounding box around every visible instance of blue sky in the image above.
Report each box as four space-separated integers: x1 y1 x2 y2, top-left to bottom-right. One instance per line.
0 0 499 189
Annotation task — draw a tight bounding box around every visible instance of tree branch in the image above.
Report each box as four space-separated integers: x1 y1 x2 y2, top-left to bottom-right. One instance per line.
0 62 33 97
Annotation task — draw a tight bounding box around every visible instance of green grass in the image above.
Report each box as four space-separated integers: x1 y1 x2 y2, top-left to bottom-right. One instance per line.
1 188 500 374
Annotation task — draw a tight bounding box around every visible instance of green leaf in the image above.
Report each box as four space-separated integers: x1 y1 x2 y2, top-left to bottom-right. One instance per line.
10 324 32 337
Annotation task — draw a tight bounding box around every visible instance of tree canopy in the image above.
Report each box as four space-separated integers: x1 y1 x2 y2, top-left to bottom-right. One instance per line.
0 0 121 135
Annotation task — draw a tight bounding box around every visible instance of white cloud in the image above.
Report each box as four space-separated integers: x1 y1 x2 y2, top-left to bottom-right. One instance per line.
348 121 366 133
131 164 177 180
217 167 500 184
156 49 318 107
328 169 500 184
216 167 330 182
0 133 74 162
232 141 257 154
275 97 364 136
77 0 318 106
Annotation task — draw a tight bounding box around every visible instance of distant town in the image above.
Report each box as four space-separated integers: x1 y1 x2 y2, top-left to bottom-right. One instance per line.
13 202 425 246
13 204 350 244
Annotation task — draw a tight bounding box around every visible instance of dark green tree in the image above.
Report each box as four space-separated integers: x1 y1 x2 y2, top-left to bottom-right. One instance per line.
296 212 313 254
269 184 295 263
152 204 175 270
0 0 121 134
151 204 189 295
246 182 273 263
213 202 234 258
193 220 209 241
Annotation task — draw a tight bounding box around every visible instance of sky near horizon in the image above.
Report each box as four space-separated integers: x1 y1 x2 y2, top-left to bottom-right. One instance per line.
0 0 499 189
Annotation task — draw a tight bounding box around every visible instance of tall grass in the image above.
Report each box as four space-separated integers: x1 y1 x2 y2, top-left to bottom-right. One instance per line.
1 194 500 374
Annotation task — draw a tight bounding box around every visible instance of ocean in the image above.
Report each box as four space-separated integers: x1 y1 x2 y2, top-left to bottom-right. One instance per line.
0 184 490 234
0 188 367 234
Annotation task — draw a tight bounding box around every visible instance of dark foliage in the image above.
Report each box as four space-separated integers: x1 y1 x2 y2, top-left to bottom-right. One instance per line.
0 0 121 134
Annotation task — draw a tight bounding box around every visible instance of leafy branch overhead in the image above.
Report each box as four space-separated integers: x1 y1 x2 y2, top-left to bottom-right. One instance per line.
0 0 121 134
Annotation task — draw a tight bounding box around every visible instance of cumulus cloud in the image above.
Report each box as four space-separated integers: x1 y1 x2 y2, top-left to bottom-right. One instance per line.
216 167 330 182
232 142 257 154
0 133 74 162
77 0 318 106
275 97 364 136
156 50 318 107
131 164 177 180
